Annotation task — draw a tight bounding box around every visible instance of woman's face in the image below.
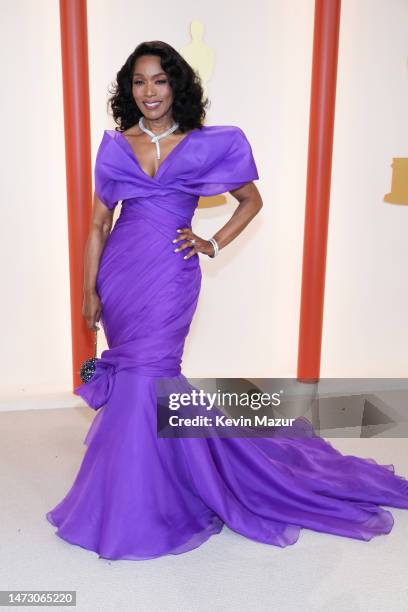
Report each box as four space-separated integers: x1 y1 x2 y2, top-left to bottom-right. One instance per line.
132 55 174 121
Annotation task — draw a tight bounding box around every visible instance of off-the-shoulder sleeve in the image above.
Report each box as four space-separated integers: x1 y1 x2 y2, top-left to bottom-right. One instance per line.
93 126 259 205
94 133 120 210
177 126 259 197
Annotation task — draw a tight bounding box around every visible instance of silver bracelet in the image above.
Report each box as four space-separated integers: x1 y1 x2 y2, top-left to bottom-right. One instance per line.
208 237 219 258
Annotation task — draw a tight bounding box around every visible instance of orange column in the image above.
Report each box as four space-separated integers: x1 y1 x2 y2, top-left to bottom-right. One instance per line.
297 0 342 382
59 0 93 389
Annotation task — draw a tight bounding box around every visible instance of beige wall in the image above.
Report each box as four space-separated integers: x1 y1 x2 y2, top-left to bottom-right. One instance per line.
1 0 407 400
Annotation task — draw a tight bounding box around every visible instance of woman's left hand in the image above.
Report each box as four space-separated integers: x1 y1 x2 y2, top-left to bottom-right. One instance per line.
173 227 215 259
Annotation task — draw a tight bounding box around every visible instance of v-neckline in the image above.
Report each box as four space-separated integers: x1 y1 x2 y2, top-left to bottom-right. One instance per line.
114 128 197 181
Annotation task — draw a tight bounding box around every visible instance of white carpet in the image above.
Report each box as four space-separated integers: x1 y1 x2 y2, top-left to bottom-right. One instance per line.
1 405 407 612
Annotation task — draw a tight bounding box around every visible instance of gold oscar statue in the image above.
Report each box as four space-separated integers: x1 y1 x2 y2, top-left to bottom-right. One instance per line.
179 22 226 209
384 158 408 205
179 20 215 100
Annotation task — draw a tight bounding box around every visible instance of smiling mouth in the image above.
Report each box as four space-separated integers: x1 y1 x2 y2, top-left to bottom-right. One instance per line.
143 101 161 109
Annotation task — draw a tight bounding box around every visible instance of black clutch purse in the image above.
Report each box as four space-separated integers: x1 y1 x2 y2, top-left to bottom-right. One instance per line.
79 328 99 383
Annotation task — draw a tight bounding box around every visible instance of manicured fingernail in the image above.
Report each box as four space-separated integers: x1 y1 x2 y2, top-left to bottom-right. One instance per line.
174 248 179 252
176 229 182 233
172 239 177 243
183 255 188 259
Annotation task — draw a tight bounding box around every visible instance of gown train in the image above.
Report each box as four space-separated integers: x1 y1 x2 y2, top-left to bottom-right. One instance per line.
46 125 408 560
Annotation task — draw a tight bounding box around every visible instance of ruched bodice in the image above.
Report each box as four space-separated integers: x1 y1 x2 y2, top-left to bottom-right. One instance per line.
119 194 199 240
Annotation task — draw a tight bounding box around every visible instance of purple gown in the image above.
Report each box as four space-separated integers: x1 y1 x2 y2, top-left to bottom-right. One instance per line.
46 125 408 560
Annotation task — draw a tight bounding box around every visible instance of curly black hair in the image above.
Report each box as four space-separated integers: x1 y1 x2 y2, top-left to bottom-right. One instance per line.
107 40 210 133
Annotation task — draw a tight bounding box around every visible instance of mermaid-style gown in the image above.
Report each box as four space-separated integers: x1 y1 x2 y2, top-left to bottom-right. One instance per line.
46 125 408 560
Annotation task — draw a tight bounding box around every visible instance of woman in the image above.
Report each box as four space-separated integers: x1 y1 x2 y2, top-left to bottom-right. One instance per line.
46 41 408 561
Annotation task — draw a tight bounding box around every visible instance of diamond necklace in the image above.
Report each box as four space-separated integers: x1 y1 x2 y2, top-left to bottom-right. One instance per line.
138 116 180 160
